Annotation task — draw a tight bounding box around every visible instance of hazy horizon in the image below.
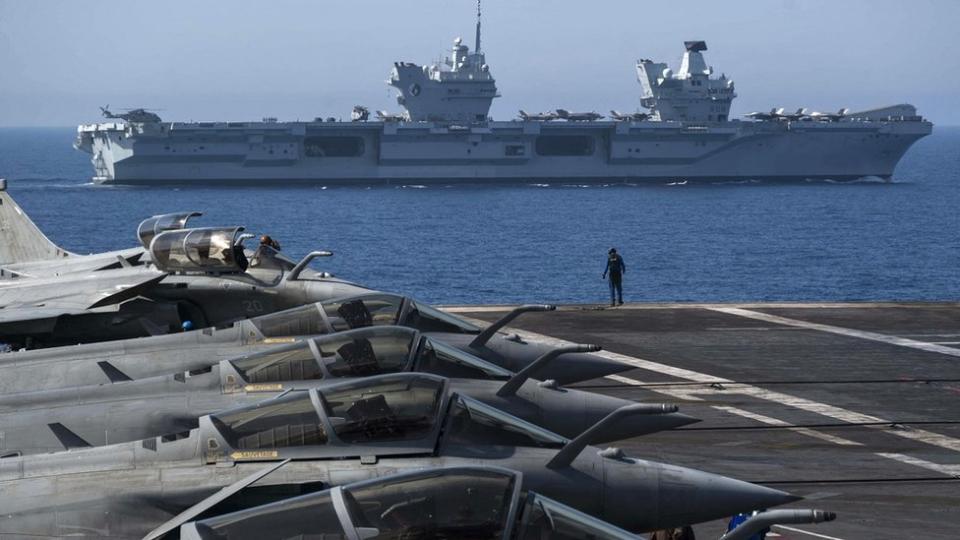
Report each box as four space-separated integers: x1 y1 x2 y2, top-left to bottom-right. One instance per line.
1 0 958 127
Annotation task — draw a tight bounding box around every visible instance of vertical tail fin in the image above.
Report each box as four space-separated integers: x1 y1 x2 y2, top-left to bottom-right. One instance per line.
0 180 72 265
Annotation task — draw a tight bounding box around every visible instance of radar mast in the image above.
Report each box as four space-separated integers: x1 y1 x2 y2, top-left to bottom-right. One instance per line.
475 0 482 53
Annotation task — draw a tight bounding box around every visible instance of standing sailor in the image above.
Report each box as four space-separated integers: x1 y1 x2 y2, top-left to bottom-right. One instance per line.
602 248 626 306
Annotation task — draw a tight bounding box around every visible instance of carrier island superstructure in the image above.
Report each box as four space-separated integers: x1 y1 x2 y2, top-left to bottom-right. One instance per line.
74 10 932 185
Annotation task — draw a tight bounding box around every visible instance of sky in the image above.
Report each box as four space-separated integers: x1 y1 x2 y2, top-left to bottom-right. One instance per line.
1 0 958 126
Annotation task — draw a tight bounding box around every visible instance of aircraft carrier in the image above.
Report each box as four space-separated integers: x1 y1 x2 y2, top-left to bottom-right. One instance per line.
74 7 932 186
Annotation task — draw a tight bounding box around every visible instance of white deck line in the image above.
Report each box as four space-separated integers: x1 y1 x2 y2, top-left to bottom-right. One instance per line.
773 525 847 540
710 307 960 358
713 406 863 446
875 453 960 477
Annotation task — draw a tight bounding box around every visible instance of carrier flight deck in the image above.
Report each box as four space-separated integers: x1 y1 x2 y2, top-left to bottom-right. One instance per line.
447 302 960 540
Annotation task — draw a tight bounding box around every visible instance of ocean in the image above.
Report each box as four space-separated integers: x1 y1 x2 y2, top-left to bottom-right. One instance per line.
0 126 957 305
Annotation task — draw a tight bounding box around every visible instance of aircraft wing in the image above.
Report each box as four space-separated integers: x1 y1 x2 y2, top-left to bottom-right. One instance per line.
0 248 145 279
0 269 167 325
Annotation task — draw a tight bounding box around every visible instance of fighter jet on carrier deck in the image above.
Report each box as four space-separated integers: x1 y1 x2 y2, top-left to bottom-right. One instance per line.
610 110 650 121
0 293 631 394
176 467 836 540
0 373 797 537
0 326 695 455
0 222 371 348
518 109 558 121
178 466 648 539
555 108 605 121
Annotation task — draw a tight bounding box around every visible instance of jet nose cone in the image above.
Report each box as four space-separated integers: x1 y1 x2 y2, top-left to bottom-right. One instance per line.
605 459 800 532
539 352 633 384
657 465 800 528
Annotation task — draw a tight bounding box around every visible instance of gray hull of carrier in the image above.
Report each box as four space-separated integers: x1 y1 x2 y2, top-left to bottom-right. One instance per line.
74 31 932 186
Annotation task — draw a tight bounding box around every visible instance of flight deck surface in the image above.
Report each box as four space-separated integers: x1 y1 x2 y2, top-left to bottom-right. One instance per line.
447 302 960 540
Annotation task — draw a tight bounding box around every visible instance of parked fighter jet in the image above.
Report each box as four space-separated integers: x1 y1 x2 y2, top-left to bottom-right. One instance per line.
177 466 646 539
0 293 630 393
100 105 163 123
376 110 406 122
177 469 836 540
779 107 809 121
809 108 850 122
744 107 785 121
0 326 695 455
0 224 371 348
556 108 604 121
610 110 650 122
518 109 558 121
0 373 796 537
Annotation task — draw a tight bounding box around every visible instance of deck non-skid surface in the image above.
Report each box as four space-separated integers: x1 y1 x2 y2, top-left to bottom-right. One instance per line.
447 303 960 540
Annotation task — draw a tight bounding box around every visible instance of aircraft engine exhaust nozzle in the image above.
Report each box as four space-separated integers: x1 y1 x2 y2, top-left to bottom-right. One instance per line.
719 509 837 540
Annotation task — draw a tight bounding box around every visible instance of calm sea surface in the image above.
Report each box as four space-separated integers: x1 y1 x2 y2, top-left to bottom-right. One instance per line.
0 126 957 305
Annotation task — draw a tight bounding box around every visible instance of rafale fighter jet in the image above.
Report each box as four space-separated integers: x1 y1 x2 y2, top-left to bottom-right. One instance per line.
178 466 647 539
176 467 837 540
610 110 650 122
0 185 372 348
0 326 696 455
0 224 371 348
555 108 604 121
0 373 797 537
0 293 631 393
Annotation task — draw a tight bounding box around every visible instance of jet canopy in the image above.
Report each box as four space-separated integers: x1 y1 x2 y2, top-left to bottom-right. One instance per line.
198 372 568 463
203 373 448 461
247 293 481 339
150 226 247 273
136 211 202 249
221 326 511 392
181 466 641 540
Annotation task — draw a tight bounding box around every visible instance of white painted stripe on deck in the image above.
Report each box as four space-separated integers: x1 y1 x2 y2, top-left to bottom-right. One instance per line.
875 453 960 477
713 406 863 446
710 307 960 358
773 525 847 540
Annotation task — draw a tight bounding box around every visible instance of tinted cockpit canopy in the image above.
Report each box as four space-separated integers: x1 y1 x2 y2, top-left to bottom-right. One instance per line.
224 326 419 387
185 467 520 540
150 226 246 273
319 374 444 444
323 294 406 331
182 466 643 539
204 373 448 459
136 211 202 249
401 299 481 334
244 293 482 339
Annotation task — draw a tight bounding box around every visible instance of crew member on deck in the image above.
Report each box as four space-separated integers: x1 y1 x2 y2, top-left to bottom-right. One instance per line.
602 248 626 307
260 235 281 251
